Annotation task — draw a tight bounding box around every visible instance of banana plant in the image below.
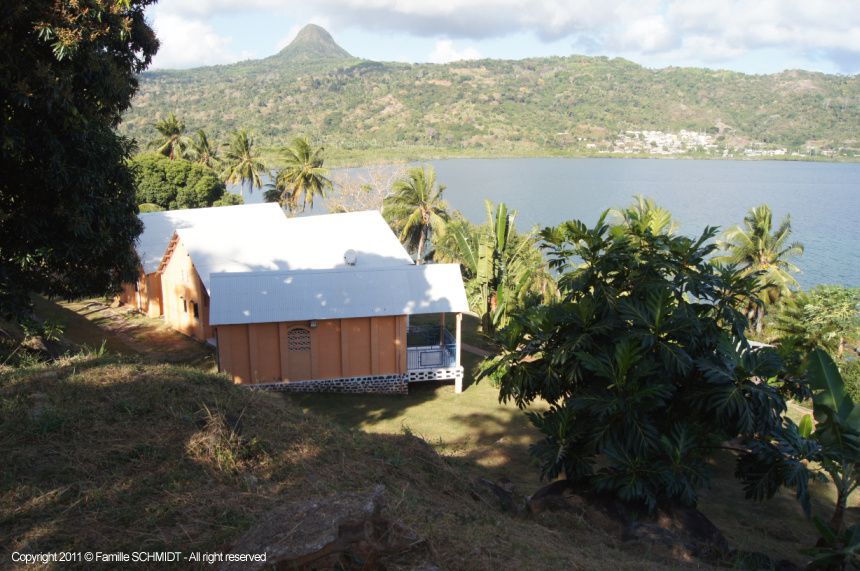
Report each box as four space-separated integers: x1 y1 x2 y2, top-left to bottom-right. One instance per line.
455 200 538 333
801 348 860 533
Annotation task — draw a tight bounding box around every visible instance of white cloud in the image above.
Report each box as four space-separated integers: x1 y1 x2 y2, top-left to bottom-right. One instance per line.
428 40 481 63
142 0 860 72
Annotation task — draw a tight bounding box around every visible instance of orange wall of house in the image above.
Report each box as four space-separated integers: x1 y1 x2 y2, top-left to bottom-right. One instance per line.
216 315 407 385
118 269 164 318
160 239 211 342
144 273 163 317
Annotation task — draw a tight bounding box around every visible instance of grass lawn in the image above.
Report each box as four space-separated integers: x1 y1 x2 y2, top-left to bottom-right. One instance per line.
28 303 858 565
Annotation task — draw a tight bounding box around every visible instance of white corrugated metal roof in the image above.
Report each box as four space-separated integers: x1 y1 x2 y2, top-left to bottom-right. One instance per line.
174 210 415 294
209 264 470 325
136 203 286 274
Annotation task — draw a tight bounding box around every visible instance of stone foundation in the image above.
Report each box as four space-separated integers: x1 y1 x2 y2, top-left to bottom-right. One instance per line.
408 366 464 382
248 373 408 395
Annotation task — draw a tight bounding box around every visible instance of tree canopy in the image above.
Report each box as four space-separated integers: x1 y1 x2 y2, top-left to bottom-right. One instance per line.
0 0 158 317
131 154 231 211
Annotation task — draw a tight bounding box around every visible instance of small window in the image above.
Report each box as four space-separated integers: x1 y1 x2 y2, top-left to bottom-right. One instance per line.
192 302 199 319
287 328 311 352
182 299 187 313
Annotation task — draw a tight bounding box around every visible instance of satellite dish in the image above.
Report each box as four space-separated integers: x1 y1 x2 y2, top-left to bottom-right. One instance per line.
344 249 357 265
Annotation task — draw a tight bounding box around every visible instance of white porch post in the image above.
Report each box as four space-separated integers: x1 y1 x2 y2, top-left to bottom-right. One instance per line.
455 312 463 393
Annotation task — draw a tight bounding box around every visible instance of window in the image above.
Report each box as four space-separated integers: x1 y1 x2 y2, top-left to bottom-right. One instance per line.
287 328 311 352
182 298 187 313
192 302 199 319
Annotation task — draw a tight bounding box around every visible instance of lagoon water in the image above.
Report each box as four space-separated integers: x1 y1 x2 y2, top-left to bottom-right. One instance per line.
233 158 860 287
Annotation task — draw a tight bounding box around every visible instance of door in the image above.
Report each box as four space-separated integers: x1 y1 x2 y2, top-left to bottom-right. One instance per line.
286 327 312 380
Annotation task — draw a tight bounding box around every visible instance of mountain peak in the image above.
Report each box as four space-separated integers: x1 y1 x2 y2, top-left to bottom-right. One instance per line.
275 24 352 62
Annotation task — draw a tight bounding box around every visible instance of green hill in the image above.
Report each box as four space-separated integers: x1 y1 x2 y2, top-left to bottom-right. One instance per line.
121 25 860 163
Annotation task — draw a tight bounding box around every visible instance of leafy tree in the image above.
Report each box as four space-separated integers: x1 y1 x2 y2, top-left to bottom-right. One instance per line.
152 112 191 160
189 129 220 169
0 0 158 317
715 205 804 333
130 154 227 210
383 166 449 264
482 212 799 511
775 285 860 358
221 129 266 200
269 136 332 212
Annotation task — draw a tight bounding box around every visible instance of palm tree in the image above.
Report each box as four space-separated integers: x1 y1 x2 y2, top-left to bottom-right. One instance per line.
383 166 449 264
715 204 804 333
189 130 220 169
270 136 332 212
221 130 266 199
611 195 678 236
152 113 190 160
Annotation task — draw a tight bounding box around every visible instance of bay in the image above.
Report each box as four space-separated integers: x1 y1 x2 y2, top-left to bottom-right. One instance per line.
231 158 860 287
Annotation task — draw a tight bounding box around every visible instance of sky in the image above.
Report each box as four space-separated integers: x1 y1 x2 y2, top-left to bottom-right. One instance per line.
147 0 860 75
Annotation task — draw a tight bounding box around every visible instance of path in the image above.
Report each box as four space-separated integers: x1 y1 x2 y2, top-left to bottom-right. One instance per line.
33 296 214 368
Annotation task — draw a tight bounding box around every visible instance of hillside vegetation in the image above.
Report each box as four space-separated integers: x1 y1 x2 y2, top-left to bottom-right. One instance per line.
2 355 722 569
120 25 860 163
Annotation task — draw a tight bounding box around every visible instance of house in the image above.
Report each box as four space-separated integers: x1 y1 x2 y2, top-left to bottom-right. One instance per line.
123 204 470 394
119 203 286 317
209 263 469 394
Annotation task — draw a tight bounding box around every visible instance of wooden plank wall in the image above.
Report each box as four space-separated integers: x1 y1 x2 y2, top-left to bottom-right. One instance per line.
216 315 407 385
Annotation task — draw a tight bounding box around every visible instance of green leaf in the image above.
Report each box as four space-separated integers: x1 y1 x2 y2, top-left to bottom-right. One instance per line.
807 348 852 424
799 414 814 438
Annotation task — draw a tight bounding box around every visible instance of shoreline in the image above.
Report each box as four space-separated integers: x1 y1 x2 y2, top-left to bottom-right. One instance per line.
257 147 860 169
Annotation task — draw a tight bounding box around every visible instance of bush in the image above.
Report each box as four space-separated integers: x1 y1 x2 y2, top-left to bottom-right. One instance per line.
841 358 860 402
212 193 244 207
130 153 227 211
137 203 164 213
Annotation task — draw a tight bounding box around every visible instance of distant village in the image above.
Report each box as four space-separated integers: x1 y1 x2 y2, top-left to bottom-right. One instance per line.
581 129 859 159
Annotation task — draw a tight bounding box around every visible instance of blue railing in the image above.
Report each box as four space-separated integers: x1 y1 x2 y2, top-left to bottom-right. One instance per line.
407 325 457 370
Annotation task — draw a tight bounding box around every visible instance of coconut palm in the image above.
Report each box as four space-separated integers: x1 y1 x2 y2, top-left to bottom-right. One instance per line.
715 204 804 332
152 113 190 160
270 136 332 212
189 130 220 169
383 166 449 264
221 130 266 199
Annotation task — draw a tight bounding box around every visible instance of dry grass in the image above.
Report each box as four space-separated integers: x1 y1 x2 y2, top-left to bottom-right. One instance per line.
1 356 715 570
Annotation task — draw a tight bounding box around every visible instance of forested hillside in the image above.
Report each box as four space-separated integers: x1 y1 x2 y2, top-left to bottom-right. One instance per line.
120 24 860 162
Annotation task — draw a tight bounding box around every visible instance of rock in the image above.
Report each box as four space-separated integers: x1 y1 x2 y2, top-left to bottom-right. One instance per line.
21 335 48 353
471 478 527 515
528 480 731 564
221 485 428 570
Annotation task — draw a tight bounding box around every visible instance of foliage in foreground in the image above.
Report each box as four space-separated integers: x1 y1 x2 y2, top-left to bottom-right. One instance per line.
482 211 805 511
0 0 158 317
